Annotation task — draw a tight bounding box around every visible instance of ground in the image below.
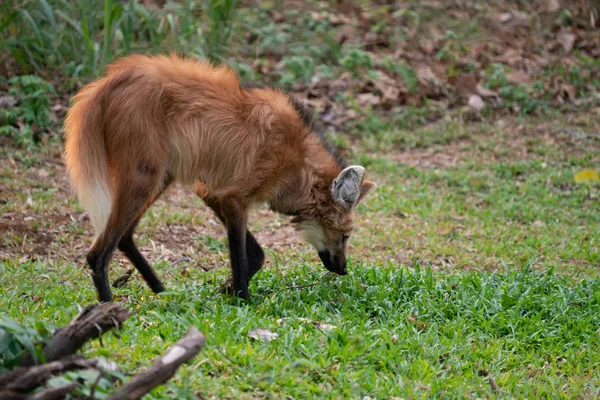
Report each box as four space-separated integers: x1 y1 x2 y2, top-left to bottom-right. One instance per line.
1 0 600 398
2 111 599 398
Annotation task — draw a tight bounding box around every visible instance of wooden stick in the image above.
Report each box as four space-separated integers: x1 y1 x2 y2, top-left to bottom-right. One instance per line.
106 328 205 400
0 356 96 398
20 303 130 367
27 383 78 400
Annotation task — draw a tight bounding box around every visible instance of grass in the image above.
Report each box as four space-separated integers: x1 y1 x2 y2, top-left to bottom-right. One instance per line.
1 111 599 397
2 261 599 398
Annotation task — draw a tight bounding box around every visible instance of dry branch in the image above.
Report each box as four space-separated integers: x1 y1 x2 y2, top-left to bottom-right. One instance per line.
0 305 204 400
106 328 206 400
27 383 78 400
0 356 96 400
20 303 130 367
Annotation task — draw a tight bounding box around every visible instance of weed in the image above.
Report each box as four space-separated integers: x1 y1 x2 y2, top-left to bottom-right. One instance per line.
0 76 55 148
340 47 375 79
0 0 240 80
278 55 315 88
0 315 53 371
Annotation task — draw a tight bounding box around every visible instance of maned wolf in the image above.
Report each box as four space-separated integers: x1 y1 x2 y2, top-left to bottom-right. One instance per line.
64 54 377 302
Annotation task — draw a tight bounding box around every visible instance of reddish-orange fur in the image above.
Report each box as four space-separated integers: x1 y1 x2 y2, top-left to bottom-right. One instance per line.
64 53 375 302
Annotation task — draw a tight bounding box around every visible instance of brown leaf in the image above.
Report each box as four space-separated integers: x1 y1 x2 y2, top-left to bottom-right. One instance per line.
558 84 577 101
0 96 15 109
477 84 499 98
277 318 337 332
495 49 524 68
267 9 284 23
478 369 500 393
407 314 427 330
356 93 381 107
371 71 403 103
506 71 532 85
416 66 440 87
537 0 560 13
448 73 478 97
499 12 513 23
557 31 576 54
468 95 485 111
419 39 436 55
335 25 356 45
248 328 278 342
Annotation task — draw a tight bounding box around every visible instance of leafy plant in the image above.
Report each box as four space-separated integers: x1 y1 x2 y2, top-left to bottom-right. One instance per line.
1 75 55 148
484 64 549 116
340 47 374 78
278 55 315 88
383 56 418 93
204 0 239 61
0 316 53 372
0 0 240 81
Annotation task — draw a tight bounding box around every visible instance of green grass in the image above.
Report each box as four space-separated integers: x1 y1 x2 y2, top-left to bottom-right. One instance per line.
2 261 599 398
1 111 599 398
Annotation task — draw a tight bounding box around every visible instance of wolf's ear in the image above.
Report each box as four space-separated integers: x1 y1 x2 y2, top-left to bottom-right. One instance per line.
330 166 366 208
356 181 377 206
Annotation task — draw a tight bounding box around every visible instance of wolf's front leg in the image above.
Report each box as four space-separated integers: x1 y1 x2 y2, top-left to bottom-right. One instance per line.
221 197 250 298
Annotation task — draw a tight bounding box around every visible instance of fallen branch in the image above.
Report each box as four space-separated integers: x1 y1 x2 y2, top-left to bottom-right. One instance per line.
28 383 78 400
20 303 130 367
113 268 135 288
1 305 205 400
106 328 206 400
0 356 96 399
478 369 500 394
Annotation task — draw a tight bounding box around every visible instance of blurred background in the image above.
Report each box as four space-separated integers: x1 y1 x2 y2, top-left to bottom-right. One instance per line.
1 0 599 152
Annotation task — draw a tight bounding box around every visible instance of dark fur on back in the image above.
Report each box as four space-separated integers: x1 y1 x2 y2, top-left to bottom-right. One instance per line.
241 82 347 169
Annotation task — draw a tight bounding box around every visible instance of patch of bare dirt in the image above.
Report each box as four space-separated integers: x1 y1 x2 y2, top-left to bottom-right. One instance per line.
0 157 307 268
387 145 465 169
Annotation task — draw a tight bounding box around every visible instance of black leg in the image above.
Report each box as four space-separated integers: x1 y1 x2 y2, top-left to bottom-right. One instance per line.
118 232 165 293
246 233 265 280
218 198 250 298
202 196 265 279
87 242 118 303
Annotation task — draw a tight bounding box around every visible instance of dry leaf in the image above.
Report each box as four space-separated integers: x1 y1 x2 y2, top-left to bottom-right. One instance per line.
336 25 356 44
416 66 439 87
537 0 560 13
478 369 500 393
419 39 435 55
356 93 381 107
557 31 576 54
477 84 499 98
277 317 337 332
558 84 576 101
449 73 478 96
407 315 427 329
371 71 402 102
574 170 599 183
312 321 337 332
248 328 278 342
0 96 15 109
499 12 512 23
506 71 532 85
468 95 485 111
